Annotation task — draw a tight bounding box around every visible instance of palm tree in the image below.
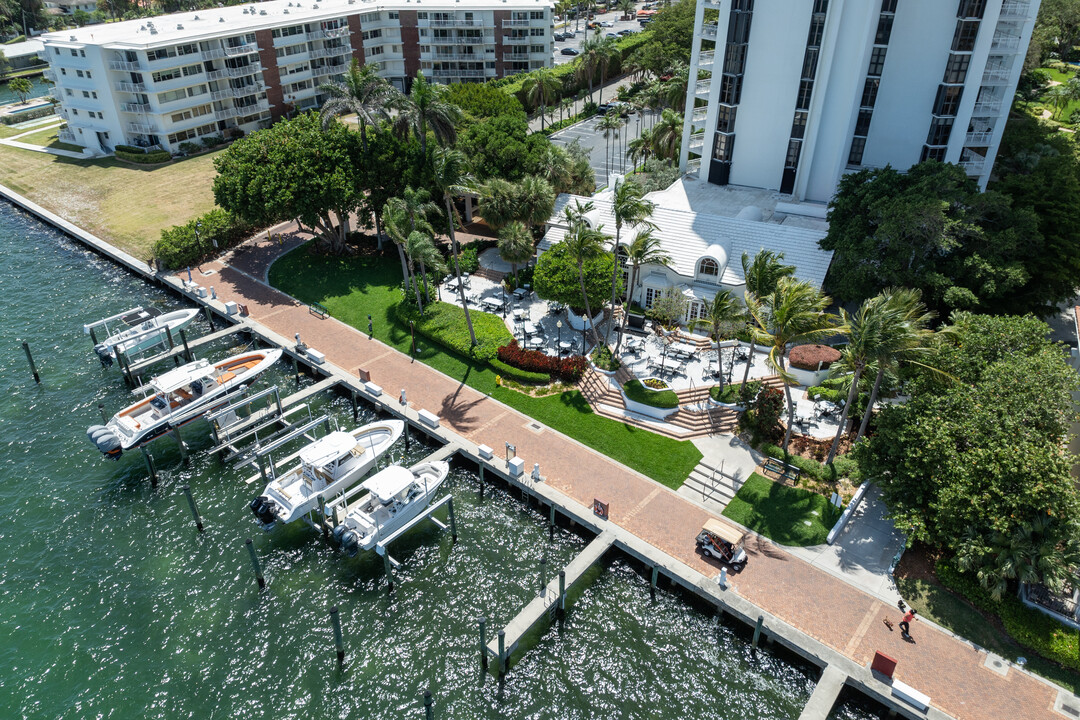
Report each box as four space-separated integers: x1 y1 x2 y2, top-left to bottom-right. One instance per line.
662 64 689 113
522 67 560 132
562 217 609 348
693 289 744 392
9 77 32 104
740 250 796 386
605 178 655 346
747 277 836 454
537 146 573 194
319 59 393 154
391 71 463 155
595 35 620 105
615 228 671 354
498 221 534 284
409 231 446 310
515 174 557 228
479 178 519 232
432 147 480 346
651 108 682 162
617 0 634 19
598 112 622 180
575 33 603 103
382 186 439 294
404 231 432 312
854 288 936 441
627 128 653 172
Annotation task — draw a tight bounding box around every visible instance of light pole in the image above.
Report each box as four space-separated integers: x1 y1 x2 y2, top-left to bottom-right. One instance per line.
556 320 562 354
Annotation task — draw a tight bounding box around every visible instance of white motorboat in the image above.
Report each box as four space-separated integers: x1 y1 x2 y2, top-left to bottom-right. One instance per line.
331 461 450 556
86 348 283 458
249 419 405 530
89 306 201 365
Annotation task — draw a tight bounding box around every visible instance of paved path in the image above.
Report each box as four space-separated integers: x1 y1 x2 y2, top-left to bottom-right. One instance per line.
0 119 86 159
187 235 1067 720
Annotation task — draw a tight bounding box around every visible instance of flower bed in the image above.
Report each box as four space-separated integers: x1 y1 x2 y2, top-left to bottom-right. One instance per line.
623 379 679 409
496 340 587 383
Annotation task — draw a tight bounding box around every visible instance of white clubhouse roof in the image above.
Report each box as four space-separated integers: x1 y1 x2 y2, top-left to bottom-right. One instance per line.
540 189 834 290
42 0 552 49
2 38 45 59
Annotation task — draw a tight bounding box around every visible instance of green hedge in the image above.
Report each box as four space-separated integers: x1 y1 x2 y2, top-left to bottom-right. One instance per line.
936 561 1080 673
114 144 145 154
1 105 55 125
115 149 171 164
490 358 550 384
760 442 861 483
806 385 845 404
153 208 253 268
623 379 680 408
395 301 512 361
540 106 599 136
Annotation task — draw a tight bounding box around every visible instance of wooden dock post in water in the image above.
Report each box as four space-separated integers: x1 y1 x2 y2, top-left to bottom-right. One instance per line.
350 389 358 422
21 341 40 383
330 605 345 667
173 425 188 464
753 615 764 648
447 497 457 543
180 485 203 533
179 328 193 362
478 616 488 670
549 504 555 541
497 629 506 680
558 570 566 621
378 545 395 593
539 555 547 597
142 447 158 489
650 566 658 601
203 306 215 331
317 494 329 539
478 464 484 500
245 538 265 590
423 688 434 720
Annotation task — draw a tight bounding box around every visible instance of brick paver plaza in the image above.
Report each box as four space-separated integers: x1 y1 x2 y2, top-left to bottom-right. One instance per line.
192 232 1064 720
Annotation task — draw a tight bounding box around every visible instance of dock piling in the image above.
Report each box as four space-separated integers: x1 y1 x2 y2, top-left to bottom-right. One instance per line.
245 538 265 590
539 554 547 597
88 326 98 345
317 494 328 539
98 403 107 423
378 545 395 593
497 629 506 679
179 328 193 362
173 425 188 465
164 325 175 350
180 485 203 533
558 570 566 621
478 464 484 499
447 497 457 543
203 306 215 331
330 605 345 667
21 341 40 383
478 616 488 670
350 389 358 422
423 688 434 720
142 447 158 489
549 504 555 541
752 615 764 648
650 566 658 601
292 355 300 386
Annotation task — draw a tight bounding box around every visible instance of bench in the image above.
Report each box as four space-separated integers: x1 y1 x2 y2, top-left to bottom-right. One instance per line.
309 302 330 319
763 457 801 485
890 679 930 712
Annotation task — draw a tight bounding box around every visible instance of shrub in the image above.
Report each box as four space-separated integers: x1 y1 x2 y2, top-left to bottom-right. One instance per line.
490 358 550 384
396 301 511 361
581 100 599 116
711 382 751 404
806 385 845 404
936 561 1080 673
758 442 861 483
200 135 225 148
115 149 172 164
153 208 253 268
788 344 841 371
114 144 145 154
590 345 620 371
623 379 680 408
497 340 586 382
741 386 784 444
178 141 201 155
456 245 480 274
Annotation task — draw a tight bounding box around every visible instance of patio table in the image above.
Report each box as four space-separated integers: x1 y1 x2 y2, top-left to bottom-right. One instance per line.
513 308 526 320
481 297 503 312
524 321 538 336
513 288 527 299
559 341 572 354
815 400 840 417
528 336 544 349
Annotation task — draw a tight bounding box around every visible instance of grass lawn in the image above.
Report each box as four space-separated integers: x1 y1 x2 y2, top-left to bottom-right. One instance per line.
14 124 82 152
0 142 221 259
269 243 703 489
1038 63 1076 83
896 574 1080 693
721 472 841 546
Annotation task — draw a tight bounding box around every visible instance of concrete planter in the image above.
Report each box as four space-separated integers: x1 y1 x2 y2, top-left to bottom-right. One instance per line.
789 366 830 388
707 397 746 412
566 306 604 332
620 377 679 420
589 360 617 377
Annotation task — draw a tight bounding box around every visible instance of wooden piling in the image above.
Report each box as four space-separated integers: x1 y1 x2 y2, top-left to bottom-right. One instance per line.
179 328 193 362
447 497 457 543
423 688 434 720
558 570 566 621
330 605 345 667
650 566 658 601
317 494 328 539
203 305 215 331
752 615 764 648
549 503 555 541
21 341 40 383
478 616 488 670
497 629 506 678
292 355 300 385
478 464 484 500
142 447 158 489
173 425 188 464
245 538 265 590
181 485 203 533
88 326 98 345
539 555 547 597
380 547 395 593
350 389 358 422
164 325 175 350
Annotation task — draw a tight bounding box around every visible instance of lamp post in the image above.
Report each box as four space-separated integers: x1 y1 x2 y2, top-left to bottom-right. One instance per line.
556 320 562 354
502 286 507 318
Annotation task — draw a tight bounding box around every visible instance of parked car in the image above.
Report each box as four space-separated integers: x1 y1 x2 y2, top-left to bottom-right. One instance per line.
605 31 619 38
601 20 615 27
560 47 580 56
553 32 567 41
618 28 635 36
564 29 576 37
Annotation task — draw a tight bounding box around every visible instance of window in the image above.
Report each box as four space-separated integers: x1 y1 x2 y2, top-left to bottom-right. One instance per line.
854 109 873 136
723 43 747 74
168 128 197 144
867 47 887 76
791 110 807 139
795 80 814 110
957 0 986 19
70 49 78 57
71 109 79 115
933 85 963 116
712 132 734 162
80 50 85 57
388 11 398 19
157 89 187 104
645 287 659 309
806 14 825 47
921 146 947 162
86 71 91 78
880 0 897 12
943 53 970 83
860 78 879 108
687 302 705 323
61 68 67 76
531 11 544 19
698 258 719 277
76 69 84 77
875 14 893 44
91 91 97 99
54 47 59 55
82 90 90 98
363 29 383 40
727 11 752 44
926 117 954 146
418 12 427 19
368 46 383 56
64 88 73 96
719 75 742 105
848 137 866 166
716 104 736 133
785 139 802 169
952 21 979 52
801 47 819 80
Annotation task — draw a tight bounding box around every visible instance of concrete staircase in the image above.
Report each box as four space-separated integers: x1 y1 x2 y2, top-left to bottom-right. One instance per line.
472 265 507 283
680 460 745 510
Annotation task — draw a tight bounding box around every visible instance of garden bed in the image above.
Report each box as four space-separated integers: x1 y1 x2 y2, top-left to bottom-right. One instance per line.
623 378 679 409
721 473 843 547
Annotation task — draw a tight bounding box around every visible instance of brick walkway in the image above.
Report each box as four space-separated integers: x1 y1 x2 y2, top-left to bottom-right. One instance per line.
189 236 1062 720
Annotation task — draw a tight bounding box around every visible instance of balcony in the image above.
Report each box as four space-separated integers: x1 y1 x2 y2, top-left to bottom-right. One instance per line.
991 35 1020 51
109 60 142 72
432 18 486 27
50 87 62 100
58 129 77 144
115 81 147 93
701 22 718 39
697 50 714 67
210 84 265 101
959 158 986 174
688 132 704 151
310 46 352 58
432 68 486 78
501 19 531 27
215 99 271 121
127 121 160 134
503 52 531 62
504 36 530 45
973 99 1003 114
313 26 350 39
695 78 711 97
312 63 347 76
999 1 1031 19
121 102 151 113
207 66 261 80
430 35 486 45
965 131 994 145
982 67 1011 83
692 106 708 123
204 43 259 59
43 68 56 82
686 158 701 176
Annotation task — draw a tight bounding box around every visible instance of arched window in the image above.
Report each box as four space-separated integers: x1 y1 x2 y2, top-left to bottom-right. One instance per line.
698 258 720 277
617 247 630 266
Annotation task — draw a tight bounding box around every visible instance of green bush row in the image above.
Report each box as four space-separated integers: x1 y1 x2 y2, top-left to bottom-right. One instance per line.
806 385 845 404
759 442 861 483
114 144 145 154
153 208 252 268
1 105 56 125
539 106 599 136
490 358 550 384
936 561 1080 673
395 301 512 361
623 379 680 408
115 149 171 164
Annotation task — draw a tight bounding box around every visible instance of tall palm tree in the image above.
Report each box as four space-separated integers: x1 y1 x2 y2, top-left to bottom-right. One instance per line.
498 221 534 284
382 186 439 292
403 231 431 312
595 35 621 105
651 108 683 162
392 71 463 155
575 33 604 104
693 289 744 392
432 147 480 346
405 230 446 313
522 67 561 132
562 217 609 348
662 64 689 113
740 250 796 386
617 0 634 19
479 178 519 232
627 127 653 172
598 112 623 180
515 174 557 229
855 288 936 441
616 228 671 354
747 277 836 454
605 178 655 346
319 59 393 154
537 146 573 194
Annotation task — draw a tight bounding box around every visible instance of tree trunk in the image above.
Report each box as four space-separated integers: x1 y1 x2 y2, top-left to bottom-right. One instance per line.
856 367 885 442
742 337 755 386
374 207 386 250
604 225 621 347
577 259 597 348
420 259 430 305
716 337 724 392
445 196 478 347
396 242 410 290
826 365 862 465
409 257 425 314
781 352 796 455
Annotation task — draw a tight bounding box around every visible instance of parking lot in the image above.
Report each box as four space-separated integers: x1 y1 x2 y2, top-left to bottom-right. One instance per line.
550 107 658 189
552 6 649 66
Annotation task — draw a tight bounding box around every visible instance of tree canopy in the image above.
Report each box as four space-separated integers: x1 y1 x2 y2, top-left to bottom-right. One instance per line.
855 313 1080 598
626 0 697 77
459 114 552 181
533 240 618 314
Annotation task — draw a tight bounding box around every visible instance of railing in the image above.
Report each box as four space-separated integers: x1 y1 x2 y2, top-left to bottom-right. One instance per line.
982 67 1011 83
109 60 142 72
211 84 264 101
121 102 151 113
688 133 704 151
692 106 708 123
314 26 350 39
312 63 347 76
429 36 486 45
431 19 486 27
501 19 531 27
50 87 62 100
697 50 714 67
58 129 77 144
999 1 1031 19
115 82 147 93
504 36 530 45
686 158 701 175
973 99 1003 114
43 68 57 81
965 131 994 145
432 68 487 78
695 78 711 96
503 52 532 62
959 159 986 174
701 22 718 39
203 43 259 59
214 99 271 121
207 66 260 80
310 46 352 58
991 35 1020 51
127 121 159 134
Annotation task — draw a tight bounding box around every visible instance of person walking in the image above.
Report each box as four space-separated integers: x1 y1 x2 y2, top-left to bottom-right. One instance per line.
899 609 917 639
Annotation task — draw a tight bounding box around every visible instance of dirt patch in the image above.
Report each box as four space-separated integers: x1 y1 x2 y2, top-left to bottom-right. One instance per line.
895 541 939 584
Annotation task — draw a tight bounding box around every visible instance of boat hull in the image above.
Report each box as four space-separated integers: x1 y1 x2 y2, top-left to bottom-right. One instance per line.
97 308 200 360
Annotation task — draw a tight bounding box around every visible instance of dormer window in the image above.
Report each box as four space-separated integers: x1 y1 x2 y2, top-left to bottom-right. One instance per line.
698 258 720 277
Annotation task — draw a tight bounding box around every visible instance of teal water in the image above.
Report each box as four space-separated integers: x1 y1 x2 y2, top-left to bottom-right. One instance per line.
0 202 829 719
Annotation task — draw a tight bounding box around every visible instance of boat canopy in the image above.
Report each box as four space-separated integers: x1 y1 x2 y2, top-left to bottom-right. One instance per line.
362 466 414 503
300 431 359 468
151 359 214 393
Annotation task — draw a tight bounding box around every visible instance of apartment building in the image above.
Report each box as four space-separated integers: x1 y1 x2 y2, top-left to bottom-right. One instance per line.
41 0 553 154
678 0 1041 204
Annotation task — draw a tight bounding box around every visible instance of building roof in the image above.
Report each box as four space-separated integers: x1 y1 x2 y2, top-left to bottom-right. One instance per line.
41 0 553 48
540 189 834 290
2 38 45 59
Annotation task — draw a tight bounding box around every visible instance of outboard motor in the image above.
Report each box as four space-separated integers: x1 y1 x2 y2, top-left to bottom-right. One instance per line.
340 529 360 557
249 496 278 528
331 524 348 546
87 425 122 459
94 344 114 368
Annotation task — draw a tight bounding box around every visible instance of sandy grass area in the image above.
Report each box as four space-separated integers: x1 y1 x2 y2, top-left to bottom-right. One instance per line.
0 143 221 259
15 124 82 152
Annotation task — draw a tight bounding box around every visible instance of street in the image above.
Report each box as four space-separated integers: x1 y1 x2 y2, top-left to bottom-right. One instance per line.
549 107 658 189
553 6 649 66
